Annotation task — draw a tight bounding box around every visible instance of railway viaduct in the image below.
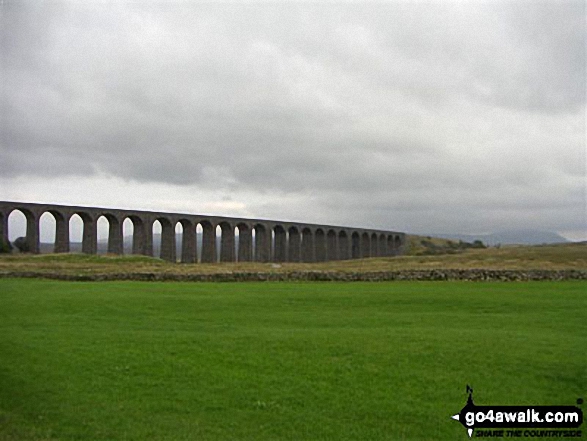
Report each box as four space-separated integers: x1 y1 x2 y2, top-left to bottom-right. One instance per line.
0 201 406 263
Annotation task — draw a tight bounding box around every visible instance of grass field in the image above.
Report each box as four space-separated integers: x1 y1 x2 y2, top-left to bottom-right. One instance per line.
0 279 585 440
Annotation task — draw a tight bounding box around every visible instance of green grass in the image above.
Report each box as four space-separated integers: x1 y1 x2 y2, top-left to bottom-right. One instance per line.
0 280 585 440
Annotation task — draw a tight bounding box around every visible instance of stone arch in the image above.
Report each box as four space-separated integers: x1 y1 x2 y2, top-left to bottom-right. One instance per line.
40 210 69 253
6 209 22 245
394 234 402 252
236 222 252 262
273 225 286 262
51 210 69 253
338 230 349 260
351 231 360 259
200 220 216 263
124 215 148 256
361 232 370 258
69 211 96 254
254 223 270 262
8 207 39 254
219 221 234 262
315 228 326 262
178 219 196 263
98 213 122 255
301 227 314 263
288 226 301 262
156 217 175 262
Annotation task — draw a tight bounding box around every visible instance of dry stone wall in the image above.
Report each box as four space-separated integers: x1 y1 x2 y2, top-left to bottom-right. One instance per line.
0 269 585 282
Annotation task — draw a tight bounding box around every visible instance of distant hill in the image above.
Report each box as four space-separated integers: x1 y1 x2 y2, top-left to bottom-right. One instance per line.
432 230 570 246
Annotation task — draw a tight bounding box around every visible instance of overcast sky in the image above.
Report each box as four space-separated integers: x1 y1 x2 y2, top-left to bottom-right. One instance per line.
1 0 585 240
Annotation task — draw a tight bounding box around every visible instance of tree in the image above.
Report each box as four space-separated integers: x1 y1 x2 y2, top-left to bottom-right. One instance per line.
0 238 12 253
13 236 31 253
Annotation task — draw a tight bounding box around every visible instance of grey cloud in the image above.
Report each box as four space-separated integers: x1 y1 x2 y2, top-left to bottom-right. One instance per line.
0 1 584 236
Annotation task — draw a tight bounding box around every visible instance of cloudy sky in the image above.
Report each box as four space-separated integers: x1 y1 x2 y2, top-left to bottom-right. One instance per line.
1 0 585 240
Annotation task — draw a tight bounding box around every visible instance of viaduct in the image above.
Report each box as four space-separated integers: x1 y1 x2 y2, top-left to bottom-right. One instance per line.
0 201 406 263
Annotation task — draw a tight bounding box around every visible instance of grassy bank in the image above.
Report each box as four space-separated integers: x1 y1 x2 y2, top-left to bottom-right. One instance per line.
0 243 585 279
0 280 585 440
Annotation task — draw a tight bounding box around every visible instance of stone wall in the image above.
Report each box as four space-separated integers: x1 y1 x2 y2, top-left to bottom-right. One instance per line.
1 269 585 282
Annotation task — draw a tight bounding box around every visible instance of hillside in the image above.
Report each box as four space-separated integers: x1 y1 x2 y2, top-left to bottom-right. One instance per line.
406 234 486 256
430 230 570 245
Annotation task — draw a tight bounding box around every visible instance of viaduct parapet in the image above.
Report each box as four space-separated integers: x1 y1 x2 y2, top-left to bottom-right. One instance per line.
0 201 406 263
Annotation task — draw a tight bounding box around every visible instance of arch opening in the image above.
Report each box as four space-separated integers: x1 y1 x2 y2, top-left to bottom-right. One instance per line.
196 223 203 263
175 222 183 263
38 212 55 253
96 216 110 255
122 218 134 255
152 220 162 258
215 225 222 262
39 212 56 254
69 213 84 253
7 209 27 243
